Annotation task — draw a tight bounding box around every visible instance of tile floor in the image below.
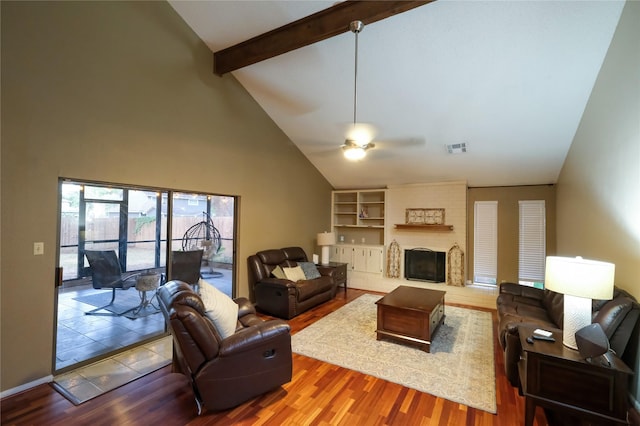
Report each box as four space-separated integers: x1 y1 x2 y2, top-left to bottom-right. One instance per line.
56 285 168 371
53 336 173 404
53 267 232 403
55 268 232 371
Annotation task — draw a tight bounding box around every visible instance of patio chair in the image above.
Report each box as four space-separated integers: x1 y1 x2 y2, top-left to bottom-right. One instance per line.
84 250 138 316
169 249 204 288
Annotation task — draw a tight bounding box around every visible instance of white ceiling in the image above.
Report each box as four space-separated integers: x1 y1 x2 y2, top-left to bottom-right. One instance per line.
169 0 625 189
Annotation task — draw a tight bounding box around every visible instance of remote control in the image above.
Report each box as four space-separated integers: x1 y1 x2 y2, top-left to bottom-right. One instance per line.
533 329 552 338
532 334 555 342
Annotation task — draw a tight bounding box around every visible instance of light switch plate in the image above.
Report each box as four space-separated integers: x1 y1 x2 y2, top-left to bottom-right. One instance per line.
34 242 44 256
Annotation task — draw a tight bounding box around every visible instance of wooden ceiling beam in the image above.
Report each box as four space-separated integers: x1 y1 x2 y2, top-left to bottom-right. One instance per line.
213 0 434 76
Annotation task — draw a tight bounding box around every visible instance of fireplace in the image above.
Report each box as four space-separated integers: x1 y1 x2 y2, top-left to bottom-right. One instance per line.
404 248 446 282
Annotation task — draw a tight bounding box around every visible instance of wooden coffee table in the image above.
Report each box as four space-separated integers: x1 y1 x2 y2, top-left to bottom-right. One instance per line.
375 285 446 352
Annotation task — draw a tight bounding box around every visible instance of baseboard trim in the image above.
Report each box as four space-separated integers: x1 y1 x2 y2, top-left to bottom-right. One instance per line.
1 375 53 399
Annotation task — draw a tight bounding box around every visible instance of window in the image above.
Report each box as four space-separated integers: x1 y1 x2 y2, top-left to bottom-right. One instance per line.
519 200 546 288
474 201 498 285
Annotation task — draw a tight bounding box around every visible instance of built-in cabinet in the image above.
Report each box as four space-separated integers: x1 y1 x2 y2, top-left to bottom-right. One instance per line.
332 189 385 246
330 245 383 274
352 246 383 274
332 189 386 275
330 245 353 265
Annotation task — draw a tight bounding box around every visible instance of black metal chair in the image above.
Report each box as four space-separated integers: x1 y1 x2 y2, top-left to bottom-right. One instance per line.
84 250 138 316
169 250 204 287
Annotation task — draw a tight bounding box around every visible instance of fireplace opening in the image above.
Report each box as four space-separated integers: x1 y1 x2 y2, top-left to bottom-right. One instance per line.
404 248 446 282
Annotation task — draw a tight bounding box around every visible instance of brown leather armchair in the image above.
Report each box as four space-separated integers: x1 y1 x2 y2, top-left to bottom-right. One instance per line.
247 246 337 319
158 280 292 414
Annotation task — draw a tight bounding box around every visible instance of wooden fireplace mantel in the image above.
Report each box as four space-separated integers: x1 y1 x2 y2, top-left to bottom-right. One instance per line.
394 224 454 231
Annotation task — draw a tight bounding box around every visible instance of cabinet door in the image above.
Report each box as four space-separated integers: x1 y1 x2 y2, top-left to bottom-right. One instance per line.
352 247 367 272
366 248 383 274
329 246 341 263
339 246 353 266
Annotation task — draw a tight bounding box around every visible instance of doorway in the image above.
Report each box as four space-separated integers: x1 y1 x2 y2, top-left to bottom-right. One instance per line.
54 179 236 373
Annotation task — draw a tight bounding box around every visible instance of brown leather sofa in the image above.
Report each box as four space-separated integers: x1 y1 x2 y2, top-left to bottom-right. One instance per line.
158 280 292 413
497 282 639 387
247 246 337 319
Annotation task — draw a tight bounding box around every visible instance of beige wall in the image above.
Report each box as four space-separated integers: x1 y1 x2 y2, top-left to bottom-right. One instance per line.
467 185 557 284
556 1 640 404
0 2 332 392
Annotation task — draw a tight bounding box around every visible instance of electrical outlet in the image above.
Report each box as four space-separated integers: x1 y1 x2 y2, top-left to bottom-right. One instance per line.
34 242 44 256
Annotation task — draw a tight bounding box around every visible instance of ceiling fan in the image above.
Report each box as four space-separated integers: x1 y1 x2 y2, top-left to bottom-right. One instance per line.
341 20 375 161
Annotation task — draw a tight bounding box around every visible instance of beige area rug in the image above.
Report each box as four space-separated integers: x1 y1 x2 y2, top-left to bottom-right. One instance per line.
292 294 497 413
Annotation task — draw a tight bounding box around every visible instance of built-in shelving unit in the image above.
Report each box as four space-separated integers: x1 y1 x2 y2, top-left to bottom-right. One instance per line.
332 189 385 246
394 224 454 231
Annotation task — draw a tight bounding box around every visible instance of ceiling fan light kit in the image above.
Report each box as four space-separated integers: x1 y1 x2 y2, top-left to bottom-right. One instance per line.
343 145 367 161
343 139 373 161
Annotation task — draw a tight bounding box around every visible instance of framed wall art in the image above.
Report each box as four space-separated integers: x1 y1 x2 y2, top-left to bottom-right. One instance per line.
405 208 445 225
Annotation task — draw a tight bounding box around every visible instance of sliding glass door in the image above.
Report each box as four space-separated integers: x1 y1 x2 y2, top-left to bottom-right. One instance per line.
54 179 236 373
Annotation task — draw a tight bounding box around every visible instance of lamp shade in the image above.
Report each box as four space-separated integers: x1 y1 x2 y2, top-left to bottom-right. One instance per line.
545 256 615 300
317 232 336 246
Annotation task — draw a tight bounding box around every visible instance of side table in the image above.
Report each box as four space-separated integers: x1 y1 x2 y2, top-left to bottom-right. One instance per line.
317 262 348 294
130 272 161 316
518 325 633 426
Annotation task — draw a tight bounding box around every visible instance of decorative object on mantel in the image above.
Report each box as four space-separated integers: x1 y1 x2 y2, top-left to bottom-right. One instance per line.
447 243 464 287
405 208 445 225
386 240 401 278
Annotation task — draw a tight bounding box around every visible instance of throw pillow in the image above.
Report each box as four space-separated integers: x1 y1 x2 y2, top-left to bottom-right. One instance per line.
283 265 307 282
271 265 287 279
298 261 321 279
198 279 238 339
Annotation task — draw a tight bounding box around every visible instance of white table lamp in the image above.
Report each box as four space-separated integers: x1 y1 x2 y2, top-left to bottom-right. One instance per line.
544 256 615 349
317 232 336 265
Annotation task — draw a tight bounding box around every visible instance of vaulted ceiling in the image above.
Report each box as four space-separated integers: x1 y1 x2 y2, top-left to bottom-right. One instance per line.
169 0 625 189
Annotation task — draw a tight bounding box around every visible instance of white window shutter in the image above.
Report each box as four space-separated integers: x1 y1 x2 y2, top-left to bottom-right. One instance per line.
474 201 498 284
518 200 546 284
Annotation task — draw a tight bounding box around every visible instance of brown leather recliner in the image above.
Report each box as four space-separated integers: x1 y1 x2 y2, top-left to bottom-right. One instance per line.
247 246 337 319
158 280 292 414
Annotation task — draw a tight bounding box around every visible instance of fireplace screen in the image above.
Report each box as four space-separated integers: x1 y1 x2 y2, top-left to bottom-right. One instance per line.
404 248 446 282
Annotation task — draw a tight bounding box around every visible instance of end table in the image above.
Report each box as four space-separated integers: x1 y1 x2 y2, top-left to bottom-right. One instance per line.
317 262 348 294
518 325 633 426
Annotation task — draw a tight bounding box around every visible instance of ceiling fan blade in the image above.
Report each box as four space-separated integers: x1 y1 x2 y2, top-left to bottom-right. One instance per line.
301 139 344 158
373 137 425 150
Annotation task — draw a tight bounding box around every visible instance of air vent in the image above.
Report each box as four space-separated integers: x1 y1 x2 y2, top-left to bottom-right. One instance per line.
446 143 467 154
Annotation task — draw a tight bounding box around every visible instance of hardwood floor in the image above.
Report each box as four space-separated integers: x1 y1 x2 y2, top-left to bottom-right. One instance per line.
2 288 550 425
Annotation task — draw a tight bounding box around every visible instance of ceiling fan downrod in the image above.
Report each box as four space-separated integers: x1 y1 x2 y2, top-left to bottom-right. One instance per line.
350 20 363 131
